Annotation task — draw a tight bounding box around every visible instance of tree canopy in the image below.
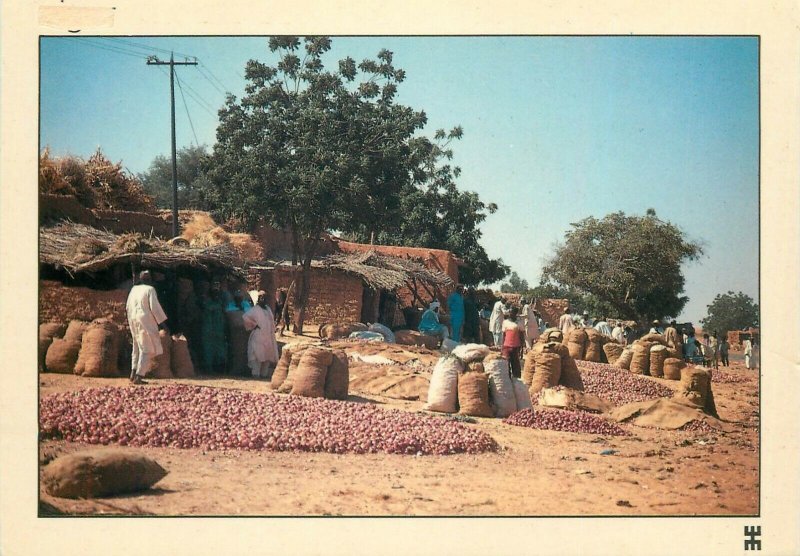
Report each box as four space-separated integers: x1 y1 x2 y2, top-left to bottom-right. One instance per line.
700 291 759 336
203 36 504 327
499 271 530 294
541 211 702 323
138 145 213 210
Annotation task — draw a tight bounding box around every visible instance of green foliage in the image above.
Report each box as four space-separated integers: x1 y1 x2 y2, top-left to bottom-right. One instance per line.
138 145 212 210
700 291 759 336
541 211 703 322
500 271 530 293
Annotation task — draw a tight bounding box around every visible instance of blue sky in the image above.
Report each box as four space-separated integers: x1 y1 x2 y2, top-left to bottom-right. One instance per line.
40 36 759 323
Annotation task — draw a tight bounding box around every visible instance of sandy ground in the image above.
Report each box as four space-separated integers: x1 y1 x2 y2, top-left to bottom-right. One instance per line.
38 347 759 517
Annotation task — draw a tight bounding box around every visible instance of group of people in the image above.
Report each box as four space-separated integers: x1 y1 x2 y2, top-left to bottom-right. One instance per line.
125 270 282 384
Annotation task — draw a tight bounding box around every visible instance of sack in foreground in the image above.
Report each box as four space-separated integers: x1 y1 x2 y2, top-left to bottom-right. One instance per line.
43 449 168 499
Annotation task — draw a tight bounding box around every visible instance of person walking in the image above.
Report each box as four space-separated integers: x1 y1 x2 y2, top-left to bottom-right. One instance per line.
502 307 525 378
718 337 730 367
242 291 280 379
447 285 465 343
524 304 541 349
126 270 168 385
489 298 507 347
558 307 575 336
274 288 289 336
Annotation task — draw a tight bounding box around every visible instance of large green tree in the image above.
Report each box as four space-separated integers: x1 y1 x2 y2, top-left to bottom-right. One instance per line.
345 128 509 286
700 291 759 336
138 145 213 210
541 210 703 323
205 37 430 330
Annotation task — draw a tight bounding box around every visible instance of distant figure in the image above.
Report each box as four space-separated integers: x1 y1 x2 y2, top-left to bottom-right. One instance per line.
581 312 593 328
524 304 541 349
743 337 755 369
718 337 730 367
242 291 279 379
126 270 168 385
462 288 480 343
226 288 253 312
709 332 719 369
558 307 575 336
594 317 612 336
419 300 449 341
274 288 289 336
489 299 507 347
502 307 525 378
650 320 664 334
447 285 465 343
199 281 228 374
664 321 683 353
611 321 626 344
683 329 701 360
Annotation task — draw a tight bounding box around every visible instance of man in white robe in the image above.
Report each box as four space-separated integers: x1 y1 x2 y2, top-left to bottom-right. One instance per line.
126 270 168 384
523 303 540 349
488 299 507 347
242 291 279 378
558 307 575 336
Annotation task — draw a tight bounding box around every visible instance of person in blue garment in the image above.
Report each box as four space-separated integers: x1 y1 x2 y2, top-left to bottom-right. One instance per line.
418 300 449 342
446 285 465 343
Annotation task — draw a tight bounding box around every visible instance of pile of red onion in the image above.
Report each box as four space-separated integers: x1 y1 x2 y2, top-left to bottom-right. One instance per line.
40 385 498 455
576 361 674 406
503 407 629 436
710 369 754 384
680 419 718 434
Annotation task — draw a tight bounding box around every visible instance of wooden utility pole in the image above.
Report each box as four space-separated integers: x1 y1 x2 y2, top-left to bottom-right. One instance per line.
147 54 198 238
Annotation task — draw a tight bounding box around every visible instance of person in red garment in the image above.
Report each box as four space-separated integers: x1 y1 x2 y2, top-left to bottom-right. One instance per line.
502 307 526 378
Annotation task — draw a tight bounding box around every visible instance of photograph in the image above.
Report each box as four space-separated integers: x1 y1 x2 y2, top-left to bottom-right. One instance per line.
35 34 761 519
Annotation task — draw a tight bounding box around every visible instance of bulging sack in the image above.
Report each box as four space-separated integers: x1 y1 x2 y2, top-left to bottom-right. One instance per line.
629 343 650 375
616 348 633 370
458 371 493 418
529 344 562 396
278 345 310 393
452 343 490 363
484 356 516 418
641 332 666 344
64 320 89 344
424 355 463 413
291 347 334 398
171 334 195 378
522 350 536 386
149 329 173 379
74 321 120 377
440 338 459 354
675 367 712 411
603 343 624 365
318 322 367 340
663 358 686 380
270 347 294 390
324 349 349 400
649 345 668 378
512 378 533 411
394 329 439 349
45 338 82 374
567 328 588 360
368 323 395 343
43 449 168 499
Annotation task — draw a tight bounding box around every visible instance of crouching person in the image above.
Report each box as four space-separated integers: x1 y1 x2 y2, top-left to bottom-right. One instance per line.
242 291 279 378
418 301 449 344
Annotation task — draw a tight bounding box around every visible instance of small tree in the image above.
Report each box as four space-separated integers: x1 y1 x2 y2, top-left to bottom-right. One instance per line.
500 271 530 294
542 211 703 323
700 291 759 336
139 145 213 210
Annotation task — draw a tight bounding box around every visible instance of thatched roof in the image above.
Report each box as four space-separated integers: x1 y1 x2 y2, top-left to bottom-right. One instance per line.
40 222 242 277
321 250 453 291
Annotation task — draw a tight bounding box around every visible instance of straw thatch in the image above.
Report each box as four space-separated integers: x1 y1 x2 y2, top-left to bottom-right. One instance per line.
40 222 242 277
321 250 453 291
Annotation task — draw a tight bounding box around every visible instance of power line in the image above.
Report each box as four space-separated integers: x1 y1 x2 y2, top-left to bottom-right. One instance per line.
100 37 196 60
73 37 148 59
199 62 231 92
175 72 200 146
196 64 227 95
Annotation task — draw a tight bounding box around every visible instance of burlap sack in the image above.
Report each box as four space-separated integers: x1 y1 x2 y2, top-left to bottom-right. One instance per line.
45 338 82 374
484 355 516 418
291 347 334 398
629 343 650 375
649 345 668 378
318 322 368 340
457 371 493 417
424 355 463 413
663 358 686 380
615 348 634 370
270 347 294 390
74 321 119 377
171 334 195 378
522 350 536 386
278 345 309 393
603 342 624 365
43 449 168 499
539 328 563 344
452 343 490 363
149 329 173 379
466 361 485 373
64 320 90 343
553 344 584 391
567 328 588 360
675 367 711 410
513 378 533 410
667 347 683 360
641 333 665 344
394 329 439 349
226 311 250 376
529 344 562 396
324 349 349 400
39 335 54 372
40 322 67 369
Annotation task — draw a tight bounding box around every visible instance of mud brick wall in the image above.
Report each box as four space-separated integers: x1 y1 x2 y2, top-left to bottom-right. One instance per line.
270 267 363 325
93 210 172 237
534 298 570 330
39 280 129 326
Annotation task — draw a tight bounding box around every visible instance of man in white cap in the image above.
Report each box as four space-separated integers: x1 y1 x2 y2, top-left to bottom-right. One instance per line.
488 298 507 347
126 270 168 384
418 300 449 341
242 291 279 378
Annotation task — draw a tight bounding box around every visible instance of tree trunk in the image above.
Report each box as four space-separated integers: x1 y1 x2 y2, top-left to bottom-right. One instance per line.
291 236 320 334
